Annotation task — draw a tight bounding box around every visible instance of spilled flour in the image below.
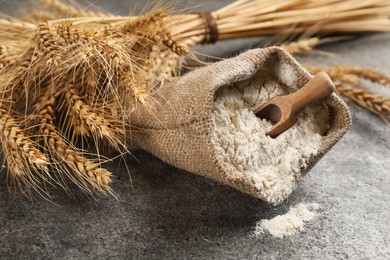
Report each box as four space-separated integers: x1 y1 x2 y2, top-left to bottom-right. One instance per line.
212 71 328 204
254 203 320 238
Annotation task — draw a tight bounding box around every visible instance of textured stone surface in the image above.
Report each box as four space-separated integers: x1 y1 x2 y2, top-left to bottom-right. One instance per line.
0 1 389 259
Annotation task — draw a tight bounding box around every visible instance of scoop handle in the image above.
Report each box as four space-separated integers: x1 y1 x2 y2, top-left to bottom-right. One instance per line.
288 72 335 114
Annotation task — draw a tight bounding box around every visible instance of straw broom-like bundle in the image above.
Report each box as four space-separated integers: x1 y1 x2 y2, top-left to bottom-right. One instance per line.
1 0 390 197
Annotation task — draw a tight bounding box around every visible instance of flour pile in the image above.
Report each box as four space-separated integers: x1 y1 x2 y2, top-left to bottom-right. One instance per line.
254 203 320 238
212 71 327 204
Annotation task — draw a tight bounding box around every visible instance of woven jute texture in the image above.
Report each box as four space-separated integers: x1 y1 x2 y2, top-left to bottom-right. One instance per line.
129 47 352 204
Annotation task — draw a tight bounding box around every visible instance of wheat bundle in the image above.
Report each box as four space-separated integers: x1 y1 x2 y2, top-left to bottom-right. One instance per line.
0 0 389 197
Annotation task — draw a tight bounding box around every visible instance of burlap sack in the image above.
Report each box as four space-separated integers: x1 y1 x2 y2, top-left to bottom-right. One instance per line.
129 47 352 204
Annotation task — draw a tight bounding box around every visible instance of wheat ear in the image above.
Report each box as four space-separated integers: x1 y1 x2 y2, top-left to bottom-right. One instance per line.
0 108 49 191
31 89 114 195
280 37 322 55
333 65 390 86
308 65 390 118
307 66 361 85
63 84 126 151
336 84 390 116
35 22 64 65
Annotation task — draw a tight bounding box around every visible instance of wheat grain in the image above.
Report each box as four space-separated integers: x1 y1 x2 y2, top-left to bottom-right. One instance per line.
0 46 18 70
161 35 189 56
151 47 181 87
0 45 11 56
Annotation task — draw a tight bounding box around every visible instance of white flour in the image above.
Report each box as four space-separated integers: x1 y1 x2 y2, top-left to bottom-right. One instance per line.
254 203 320 238
212 71 327 204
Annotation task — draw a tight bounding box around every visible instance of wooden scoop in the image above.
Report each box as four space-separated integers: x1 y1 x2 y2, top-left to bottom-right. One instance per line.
254 72 335 138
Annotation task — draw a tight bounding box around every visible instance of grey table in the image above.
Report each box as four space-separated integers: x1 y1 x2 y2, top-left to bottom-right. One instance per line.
0 1 389 259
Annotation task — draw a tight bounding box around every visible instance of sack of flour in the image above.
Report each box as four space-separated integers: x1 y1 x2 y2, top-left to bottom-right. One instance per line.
129 47 351 205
